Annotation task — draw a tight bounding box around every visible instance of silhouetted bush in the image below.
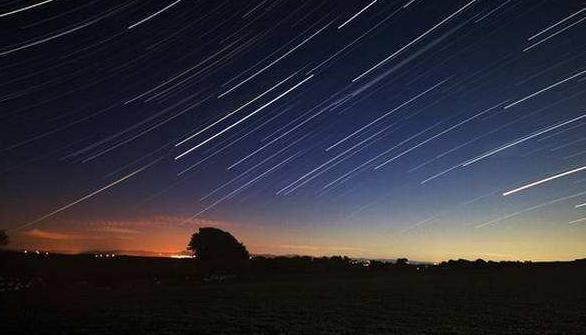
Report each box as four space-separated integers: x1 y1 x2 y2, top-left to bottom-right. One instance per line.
0 230 7 247
396 258 408 265
437 258 530 271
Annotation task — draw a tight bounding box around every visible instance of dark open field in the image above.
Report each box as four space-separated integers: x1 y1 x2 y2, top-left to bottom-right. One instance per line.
2 252 586 334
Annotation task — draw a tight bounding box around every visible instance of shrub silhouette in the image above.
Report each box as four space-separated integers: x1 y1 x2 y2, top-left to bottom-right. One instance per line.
396 258 408 265
0 230 7 247
187 227 249 261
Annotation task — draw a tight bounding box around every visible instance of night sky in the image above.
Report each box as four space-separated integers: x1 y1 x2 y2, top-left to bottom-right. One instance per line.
1 0 585 261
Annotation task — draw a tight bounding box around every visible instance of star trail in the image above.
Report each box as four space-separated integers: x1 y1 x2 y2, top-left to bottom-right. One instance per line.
1 0 585 260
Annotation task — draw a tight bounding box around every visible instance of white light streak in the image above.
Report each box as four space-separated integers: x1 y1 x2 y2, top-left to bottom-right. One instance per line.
324 121 442 190
337 0 377 29
190 153 299 218
527 7 586 41
19 159 160 229
242 0 269 18
176 72 296 147
202 133 311 201
228 100 340 169
473 0 512 23
569 217 586 224
326 79 446 151
352 0 477 81
0 0 55 18
375 106 492 169
504 69 586 109
218 22 330 98
463 114 586 166
420 163 461 184
403 0 417 8
476 191 586 228
503 166 586 196
127 0 183 30
279 123 392 195
523 16 586 52
1 17 101 56
175 75 314 159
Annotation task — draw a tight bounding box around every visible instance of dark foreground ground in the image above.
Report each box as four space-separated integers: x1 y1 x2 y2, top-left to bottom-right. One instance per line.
1 253 586 334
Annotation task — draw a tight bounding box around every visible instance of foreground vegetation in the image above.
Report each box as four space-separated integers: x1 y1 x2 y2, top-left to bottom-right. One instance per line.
1 251 585 334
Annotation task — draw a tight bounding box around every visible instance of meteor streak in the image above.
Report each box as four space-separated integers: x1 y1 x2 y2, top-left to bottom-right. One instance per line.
18 159 160 229
352 0 477 81
523 16 586 52
476 190 586 228
327 79 446 151
0 0 56 18
337 0 377 30
569 217 586 224
127 0 183 30
527 8 586 41
375 106 493 169
176 72 296 147
190 153 299 218
504 69 586 109
403 0 417 8
1 17 101 56
218 22 330 98
202 133 312 201
463 114 586 166
175 74 314 159
279 123 393 195
503 166 586 196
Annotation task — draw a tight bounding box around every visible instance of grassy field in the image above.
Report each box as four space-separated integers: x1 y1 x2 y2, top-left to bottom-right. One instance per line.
1 254 586 334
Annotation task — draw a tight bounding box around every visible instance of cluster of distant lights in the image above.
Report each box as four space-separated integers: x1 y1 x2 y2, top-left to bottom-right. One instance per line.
21 250 118 258
170 254 193 259
20 250 195 259
94 253 116 258
22 250 49 256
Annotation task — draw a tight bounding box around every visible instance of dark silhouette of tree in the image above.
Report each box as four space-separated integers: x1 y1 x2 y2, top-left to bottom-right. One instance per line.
475 259 487 266
188 227 249 261
0 230 7 247
396 258 408 265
